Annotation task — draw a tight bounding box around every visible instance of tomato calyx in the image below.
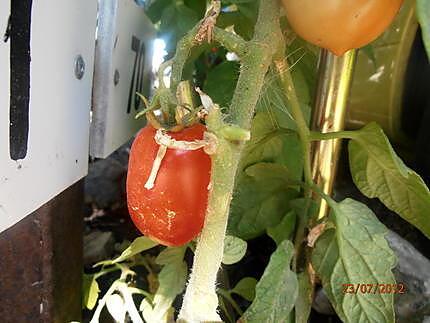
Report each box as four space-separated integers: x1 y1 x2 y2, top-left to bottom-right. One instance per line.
140 87 251 193
144 128 218 190
136 86 221 190
135 80 206 133
154 128 218 154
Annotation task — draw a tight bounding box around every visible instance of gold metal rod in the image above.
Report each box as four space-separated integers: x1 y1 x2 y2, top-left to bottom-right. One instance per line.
311 49 357 220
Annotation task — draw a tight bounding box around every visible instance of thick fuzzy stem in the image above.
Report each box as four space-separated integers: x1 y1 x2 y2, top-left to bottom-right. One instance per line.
178 138 240 322
229 2 284 129
178 1 283 321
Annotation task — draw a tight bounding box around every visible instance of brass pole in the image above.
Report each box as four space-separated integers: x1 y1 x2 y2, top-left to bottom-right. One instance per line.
311 49 357 220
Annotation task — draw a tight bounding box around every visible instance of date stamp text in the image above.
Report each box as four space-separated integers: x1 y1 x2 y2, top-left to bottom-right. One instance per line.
342 283 406 294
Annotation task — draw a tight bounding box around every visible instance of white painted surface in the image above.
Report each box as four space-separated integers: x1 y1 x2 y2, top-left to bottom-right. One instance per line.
90 0 155 158
0 0 97 232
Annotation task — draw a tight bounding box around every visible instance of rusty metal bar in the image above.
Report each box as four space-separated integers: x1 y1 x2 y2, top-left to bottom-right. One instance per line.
0 180 84 323
311 49 357 220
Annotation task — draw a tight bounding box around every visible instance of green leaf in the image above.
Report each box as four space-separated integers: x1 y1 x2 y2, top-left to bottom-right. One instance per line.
228 163 300 239
349 122 430 238
360 45 377 69
243 240 298 323
231 277 258 302
155 245 185 265
236 3 257 21
241 112 302 177
267 211 296 246
289 198 318 221
140 299 174 323
311 198 396 323
222 235 247 265
228 94 303 240
249 70 309 175
295 272 313 323
255 69 312 137
256 73 297 129
101 237 158 265
146 0 172 23
217 11 253 40
159 3 200 54
417 0 430 60
82 274 100 310
217 1 258 40
145 246 188 321
184 0 207 20
204 61 240 107
154 247 188 294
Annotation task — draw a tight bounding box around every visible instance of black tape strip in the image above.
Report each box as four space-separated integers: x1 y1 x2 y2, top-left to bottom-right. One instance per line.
9 0 32 160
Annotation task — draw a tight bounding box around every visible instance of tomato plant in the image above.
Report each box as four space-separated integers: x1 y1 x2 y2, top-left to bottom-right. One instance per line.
282 0 404 55
84 1 430 323
127 124 211 246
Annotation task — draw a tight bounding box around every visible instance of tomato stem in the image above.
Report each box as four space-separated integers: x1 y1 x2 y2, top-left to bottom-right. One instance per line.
170 25 247 94
309 130 357 141
156 12 248 129
177 1 284 321
274 57 315 272
275 59 313 187
157 59 172 89
217 288 244 316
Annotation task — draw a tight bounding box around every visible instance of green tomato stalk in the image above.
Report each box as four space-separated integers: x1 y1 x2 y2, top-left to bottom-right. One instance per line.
161 0 285 321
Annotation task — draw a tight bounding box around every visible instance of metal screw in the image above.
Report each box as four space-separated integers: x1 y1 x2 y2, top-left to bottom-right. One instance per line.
74 55 85 80
114 69 120 85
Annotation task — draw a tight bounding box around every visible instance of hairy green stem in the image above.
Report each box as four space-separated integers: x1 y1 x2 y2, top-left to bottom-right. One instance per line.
157 59 172 89
170 26 247 92
275 60 312 186
179 141 240 322
274 58 314 271
178 108 240 322
229 3 284 129
310 182 338 208
219 299 235 323
213 26 247 57
94 266 120 280
178 1 283 321
309 130 357 141
218 289 244 316
170 25 200 92
292 198 312 271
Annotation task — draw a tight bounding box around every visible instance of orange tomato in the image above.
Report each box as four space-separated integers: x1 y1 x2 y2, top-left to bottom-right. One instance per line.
282 0 404 56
